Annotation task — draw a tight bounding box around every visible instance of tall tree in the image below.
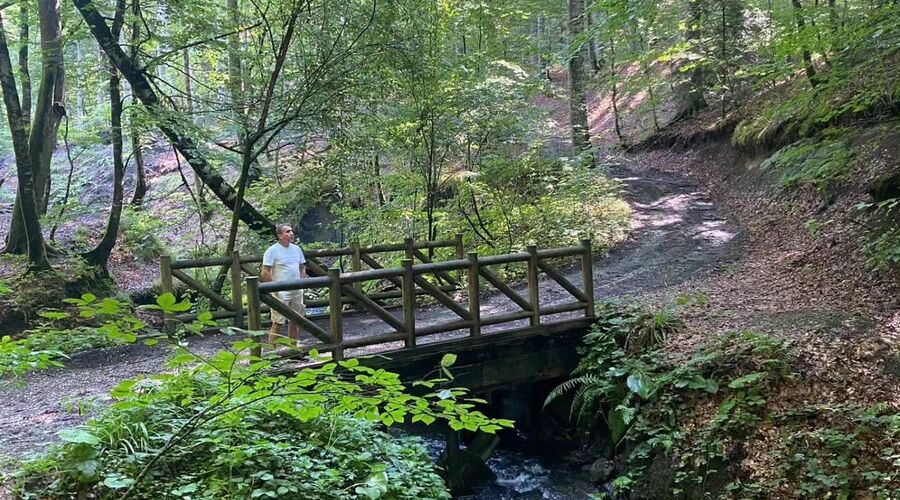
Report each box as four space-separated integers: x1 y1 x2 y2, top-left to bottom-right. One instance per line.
83 0 127 270
0 9 50 270
4 0 64 255
567 0 594 165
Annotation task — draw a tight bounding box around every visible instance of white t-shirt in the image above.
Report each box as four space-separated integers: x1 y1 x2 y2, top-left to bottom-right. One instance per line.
262 243 306 282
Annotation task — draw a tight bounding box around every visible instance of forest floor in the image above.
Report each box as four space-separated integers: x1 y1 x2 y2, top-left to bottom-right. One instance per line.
0 161 744 460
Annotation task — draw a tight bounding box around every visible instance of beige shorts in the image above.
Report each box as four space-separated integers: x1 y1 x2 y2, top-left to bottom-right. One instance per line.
271 290 305 325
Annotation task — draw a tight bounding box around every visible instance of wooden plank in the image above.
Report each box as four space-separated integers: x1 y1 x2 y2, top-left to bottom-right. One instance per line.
170 256 230 269
479 252 529 266
160 255 175 335
539 301 589 316
416 319 472 337
304 258 405 331
411 273 471 320
535 247 582 260
537 260 590 303
581 239 595 318
171 269 235 311
526 246 540 327
247 277 262 358
401 259 416 348
259 293 331 342
467 252 481 337
412 248 459 286
328 268 344 360
230 251 244 328
480 309 532 327
478 267 532 311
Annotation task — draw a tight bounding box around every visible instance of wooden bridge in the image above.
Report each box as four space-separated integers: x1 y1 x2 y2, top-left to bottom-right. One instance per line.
160 237 596 377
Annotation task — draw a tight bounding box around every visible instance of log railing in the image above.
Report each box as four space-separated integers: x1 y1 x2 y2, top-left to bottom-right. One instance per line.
159 236 464 333
244 240 596 360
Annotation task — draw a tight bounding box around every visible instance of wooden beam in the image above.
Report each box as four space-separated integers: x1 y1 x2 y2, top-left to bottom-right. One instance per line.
171 269 235 311
478 267 532 311
537 260 589 303
304 258 405 331
259 293 330 342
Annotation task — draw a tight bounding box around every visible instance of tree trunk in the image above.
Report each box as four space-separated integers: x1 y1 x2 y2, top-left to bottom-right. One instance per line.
673 0 708 121
5 0 64 255
128 0 148 207
0 13 50 270
83 0 127 270
75 0 276 236
18 3 30 131
584 1 601 73
567 0 594 165
790 0 818 87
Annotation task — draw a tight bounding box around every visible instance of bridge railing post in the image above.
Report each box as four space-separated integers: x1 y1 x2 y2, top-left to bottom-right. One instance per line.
230 250 244 328
350 240 362 307
454 233 464 284
581 239 595 319
246 276 262 358
160 255 176 336
328 268 344 360
401 259 416 347
467 252 481 337
526 245 540 327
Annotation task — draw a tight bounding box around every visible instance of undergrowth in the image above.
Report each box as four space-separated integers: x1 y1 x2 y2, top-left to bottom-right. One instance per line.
9 297 513 498
550 301 900 498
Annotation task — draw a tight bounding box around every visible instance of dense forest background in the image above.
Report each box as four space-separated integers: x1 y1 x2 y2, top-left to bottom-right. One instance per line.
1 0 899 498
1 0 894 280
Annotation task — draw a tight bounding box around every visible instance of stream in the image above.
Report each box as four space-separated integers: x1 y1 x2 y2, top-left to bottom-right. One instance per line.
417 432 600 499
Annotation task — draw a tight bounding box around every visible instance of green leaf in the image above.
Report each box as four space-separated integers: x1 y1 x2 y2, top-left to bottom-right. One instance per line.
440 353 457 367
39 310 69 320
103 473 135 489
728 372 766 389
58 428 99 445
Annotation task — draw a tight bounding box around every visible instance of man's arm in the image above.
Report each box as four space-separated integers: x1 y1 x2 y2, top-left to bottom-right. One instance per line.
260 265 273 282
299 263 307 279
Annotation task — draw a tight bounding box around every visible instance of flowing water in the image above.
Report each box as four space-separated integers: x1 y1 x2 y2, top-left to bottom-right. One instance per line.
418 433 600 499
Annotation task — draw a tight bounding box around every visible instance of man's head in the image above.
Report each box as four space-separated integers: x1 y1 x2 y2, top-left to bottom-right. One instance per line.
276 223 294 246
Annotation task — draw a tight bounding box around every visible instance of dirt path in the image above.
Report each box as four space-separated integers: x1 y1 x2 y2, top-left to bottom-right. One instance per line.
0 165 744 460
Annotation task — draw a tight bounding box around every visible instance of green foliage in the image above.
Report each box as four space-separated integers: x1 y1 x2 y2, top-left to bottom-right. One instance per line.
732 4 900 150
0 295 144 381
119 207 168 261
760 131 857 193
12 334 512 498
552 304 900 497
765 404 900 498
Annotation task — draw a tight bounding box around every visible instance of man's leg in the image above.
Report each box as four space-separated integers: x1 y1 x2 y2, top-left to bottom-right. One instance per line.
268 322 282 346
287 295 304 345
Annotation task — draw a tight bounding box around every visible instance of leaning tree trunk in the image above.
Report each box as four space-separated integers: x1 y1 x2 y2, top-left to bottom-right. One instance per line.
5 0 64 255
83 0 127 270
567 0 594 166
0 12 50 270
75 0 276 236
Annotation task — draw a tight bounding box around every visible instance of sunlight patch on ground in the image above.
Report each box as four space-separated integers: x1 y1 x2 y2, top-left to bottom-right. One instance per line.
693 220 735 245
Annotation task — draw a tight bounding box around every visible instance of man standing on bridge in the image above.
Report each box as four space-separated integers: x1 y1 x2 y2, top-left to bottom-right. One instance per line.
260 223 307 346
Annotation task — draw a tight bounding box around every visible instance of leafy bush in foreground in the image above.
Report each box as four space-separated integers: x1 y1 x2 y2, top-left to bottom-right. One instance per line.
13 335 511 499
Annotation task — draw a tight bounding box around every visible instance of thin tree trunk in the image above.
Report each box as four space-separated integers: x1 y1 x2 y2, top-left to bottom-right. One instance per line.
76 0 276 236
5 0 64 255
18 3 30 130
791 0 818 87
128 0 148 207
0 12 50 270
673 0 708 121
584 1 601 73
567 0 594 165
83 0 127 270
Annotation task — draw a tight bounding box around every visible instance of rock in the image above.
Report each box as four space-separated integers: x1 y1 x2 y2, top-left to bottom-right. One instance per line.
584 457 614 483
